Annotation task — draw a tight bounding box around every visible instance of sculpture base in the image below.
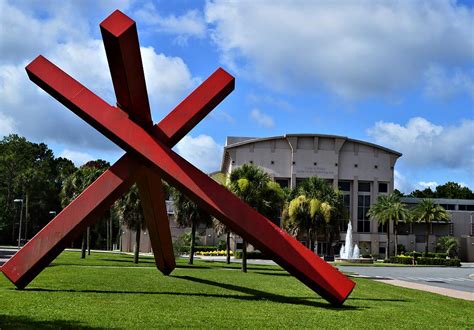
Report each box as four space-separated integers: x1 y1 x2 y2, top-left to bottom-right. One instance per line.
335 258 374 264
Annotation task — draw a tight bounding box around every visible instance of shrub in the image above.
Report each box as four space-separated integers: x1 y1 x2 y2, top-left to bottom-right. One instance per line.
173 233 191 256
389 256 413 265
417 257 460 267
194 245 218 252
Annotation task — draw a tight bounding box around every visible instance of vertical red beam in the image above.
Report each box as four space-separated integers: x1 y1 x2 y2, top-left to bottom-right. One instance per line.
1 56 234 289
101 10 175 274
24 56 355 305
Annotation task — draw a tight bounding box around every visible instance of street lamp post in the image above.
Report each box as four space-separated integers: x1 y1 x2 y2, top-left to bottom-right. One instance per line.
14 198 24 249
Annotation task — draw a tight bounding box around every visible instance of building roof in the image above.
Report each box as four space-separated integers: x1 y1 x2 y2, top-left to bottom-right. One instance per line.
225 134 402 156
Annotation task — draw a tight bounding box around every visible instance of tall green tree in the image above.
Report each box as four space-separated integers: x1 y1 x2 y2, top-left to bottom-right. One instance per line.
0 134 64 245
171 188 212 265
116 184 145 263
60 161 109 258
367 193 409 258
411 199 450 254
286 177 344 256
228 163 285 272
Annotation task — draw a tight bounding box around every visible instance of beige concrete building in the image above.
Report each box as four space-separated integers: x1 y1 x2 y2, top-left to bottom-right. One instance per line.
121 133 474 261
221 134 474 260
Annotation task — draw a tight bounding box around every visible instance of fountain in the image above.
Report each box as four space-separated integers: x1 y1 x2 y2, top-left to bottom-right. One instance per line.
336 221 373 263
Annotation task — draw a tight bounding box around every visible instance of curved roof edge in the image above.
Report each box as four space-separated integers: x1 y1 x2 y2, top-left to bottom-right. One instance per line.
224 133 402 157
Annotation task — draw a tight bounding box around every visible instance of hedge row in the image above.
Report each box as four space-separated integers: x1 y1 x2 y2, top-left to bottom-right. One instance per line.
387 255 460 267
193 245 218 252
404 251 448 259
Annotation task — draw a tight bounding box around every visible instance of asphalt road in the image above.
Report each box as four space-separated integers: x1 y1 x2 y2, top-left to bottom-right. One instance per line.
337 265 474 293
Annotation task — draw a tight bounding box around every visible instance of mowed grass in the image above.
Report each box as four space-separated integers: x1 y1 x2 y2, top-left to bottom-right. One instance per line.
0 252 472 328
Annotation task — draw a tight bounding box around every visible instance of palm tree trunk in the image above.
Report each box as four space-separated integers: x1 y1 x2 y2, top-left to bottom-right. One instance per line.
189 222 196 264
87 226 91 255
242 239 247 273
226 231 231 264
134 227 141 264
81 232 86 259
425 222 430 255
386 222 391 260
394 223 398 256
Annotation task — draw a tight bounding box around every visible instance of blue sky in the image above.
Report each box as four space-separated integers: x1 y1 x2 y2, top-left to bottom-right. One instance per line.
0 0 473 193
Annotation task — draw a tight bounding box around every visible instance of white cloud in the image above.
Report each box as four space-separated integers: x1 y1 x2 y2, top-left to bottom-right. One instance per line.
367 117 474 169
205 1 474 99
0 113 15 137
58 149 95 167
0 1 199 152
134 2 206 44
175 134 223 173
250 108 274 128
417 181 439 191
394 170 413 194
424 65 474 100
247 93 294 112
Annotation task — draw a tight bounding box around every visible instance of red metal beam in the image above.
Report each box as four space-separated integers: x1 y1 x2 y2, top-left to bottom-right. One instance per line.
24 56 355 305
1 57 234 289
101 10 175 274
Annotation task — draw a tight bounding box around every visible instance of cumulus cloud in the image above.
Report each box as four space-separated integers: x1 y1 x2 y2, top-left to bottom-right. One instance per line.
247 93 295 112
424 65 474 100
175 134 223 173
394 170 413 194
134 2 206 44
367 117 474 169
205 1 474 99
59 149 95 167
0 1 198 153
250 108 274 128
417 181 439 191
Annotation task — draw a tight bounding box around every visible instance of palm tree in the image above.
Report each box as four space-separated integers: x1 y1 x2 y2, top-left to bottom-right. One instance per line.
116 184 146 264
60 165 105 258
287 177 343 256
171 187 212 265
213 218 231 264
412 199 450 254
286 195 332 252
367 193 409 258
228 163 285 272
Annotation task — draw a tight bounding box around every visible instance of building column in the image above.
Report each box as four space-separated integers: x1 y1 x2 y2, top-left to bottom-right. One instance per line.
352 176 358 231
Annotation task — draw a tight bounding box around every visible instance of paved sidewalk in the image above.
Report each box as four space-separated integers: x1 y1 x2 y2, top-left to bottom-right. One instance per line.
376 279 474 301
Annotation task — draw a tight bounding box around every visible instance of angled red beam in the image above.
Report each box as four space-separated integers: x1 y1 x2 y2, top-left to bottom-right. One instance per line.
25 56 355 305
101 10 175 274
1 57 234 289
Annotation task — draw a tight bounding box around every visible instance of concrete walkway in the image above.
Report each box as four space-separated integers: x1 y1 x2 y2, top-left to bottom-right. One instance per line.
376 279 474 301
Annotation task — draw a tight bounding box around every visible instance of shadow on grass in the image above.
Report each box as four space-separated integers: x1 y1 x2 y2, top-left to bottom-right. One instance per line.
253 271 291 277
174 275 368 310
22 283 367 310
0 314 99 329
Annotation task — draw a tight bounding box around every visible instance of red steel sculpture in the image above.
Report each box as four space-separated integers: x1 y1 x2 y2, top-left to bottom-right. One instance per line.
1 10 355 305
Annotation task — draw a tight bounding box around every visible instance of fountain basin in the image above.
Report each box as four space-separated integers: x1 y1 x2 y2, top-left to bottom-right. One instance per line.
335 258 374 264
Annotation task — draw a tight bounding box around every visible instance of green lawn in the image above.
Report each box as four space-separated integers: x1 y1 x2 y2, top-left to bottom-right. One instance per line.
0 251 472 328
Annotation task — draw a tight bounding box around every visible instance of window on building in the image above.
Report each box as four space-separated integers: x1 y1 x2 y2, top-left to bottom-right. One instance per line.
357 194 371 233
358 182 371 192
275 178 290 189
378 182 388 193
439 204 455 211
338 181 350 192
459 204 474 211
